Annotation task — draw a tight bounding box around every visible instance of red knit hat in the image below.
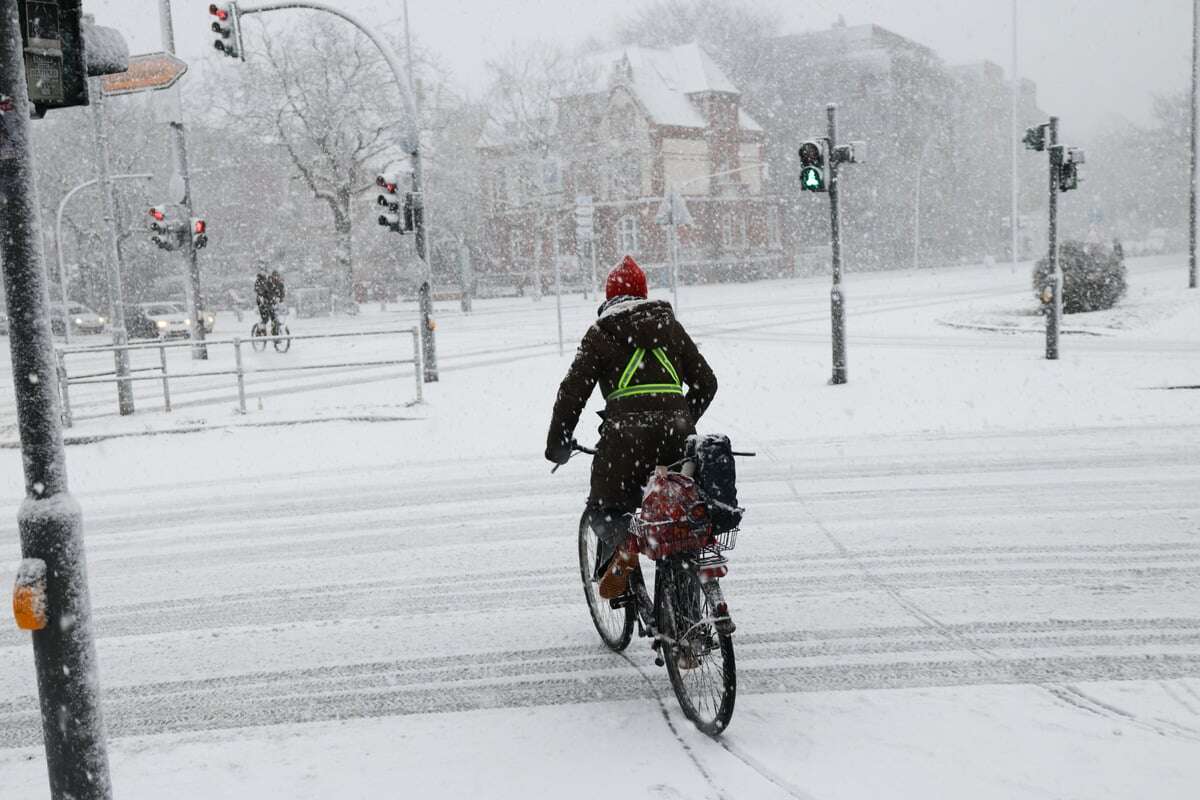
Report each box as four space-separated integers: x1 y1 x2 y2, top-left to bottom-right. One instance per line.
606 255 648 300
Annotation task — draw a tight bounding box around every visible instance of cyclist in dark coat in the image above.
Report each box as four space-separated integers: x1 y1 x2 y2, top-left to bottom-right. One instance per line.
545 255 717 597
254 271 271 326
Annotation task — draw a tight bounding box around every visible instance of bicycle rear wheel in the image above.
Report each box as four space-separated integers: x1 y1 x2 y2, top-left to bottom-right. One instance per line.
578 511 634 651
657 560 736 735
250 323 267 352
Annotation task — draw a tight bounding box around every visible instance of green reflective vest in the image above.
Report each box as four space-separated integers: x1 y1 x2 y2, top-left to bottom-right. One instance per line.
605 347 684 401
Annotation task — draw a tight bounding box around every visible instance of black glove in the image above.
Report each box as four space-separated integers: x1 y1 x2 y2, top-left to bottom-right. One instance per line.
545 443 572 465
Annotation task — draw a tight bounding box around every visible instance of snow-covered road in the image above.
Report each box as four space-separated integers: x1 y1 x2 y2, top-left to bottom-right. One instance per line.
1 258 1198 798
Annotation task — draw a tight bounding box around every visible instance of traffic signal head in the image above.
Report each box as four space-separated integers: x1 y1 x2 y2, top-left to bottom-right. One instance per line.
1057 147 1085 192
376 174 404 232
192 219 209 250
210 4 242 59
149 206 166 223
798 140 828 192
16 4 130 117
1023 125 1047 152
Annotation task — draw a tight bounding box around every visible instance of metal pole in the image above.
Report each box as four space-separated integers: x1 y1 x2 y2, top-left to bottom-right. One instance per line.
56 352 73 429
412 327 424 403
54 174 153 345
159 344 171 412
827 103 847 385
159 0 207 359
233 337 247 414
1190 0 1199 289
0 4 113 796
554 254 564 355
1011 0 1020 274
670 216 681 311
89 82 135 415
1046 116 1060 361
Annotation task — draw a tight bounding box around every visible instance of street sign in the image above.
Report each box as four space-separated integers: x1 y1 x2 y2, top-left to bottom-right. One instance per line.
101 52 189 97
655 191 693 227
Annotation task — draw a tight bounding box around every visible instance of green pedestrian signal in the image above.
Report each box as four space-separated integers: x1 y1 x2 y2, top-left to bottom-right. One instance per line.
800 166 826 192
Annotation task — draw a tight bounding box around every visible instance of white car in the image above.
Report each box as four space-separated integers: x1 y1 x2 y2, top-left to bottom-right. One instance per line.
51 303 107 335
138 302 192 338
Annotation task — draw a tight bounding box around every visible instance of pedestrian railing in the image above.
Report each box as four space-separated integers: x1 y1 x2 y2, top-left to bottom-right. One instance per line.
55 327 424 427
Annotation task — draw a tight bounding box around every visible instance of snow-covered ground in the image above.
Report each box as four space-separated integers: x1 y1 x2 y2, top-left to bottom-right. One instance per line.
1 257 1198 798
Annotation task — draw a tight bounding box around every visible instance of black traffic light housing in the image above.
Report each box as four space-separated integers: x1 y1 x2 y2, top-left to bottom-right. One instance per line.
210 4 244 60
148 206 188 251
1053 146 1085 193
1023 124 1048 152
798 140 826 193
16 2 129 118
376 174 416 234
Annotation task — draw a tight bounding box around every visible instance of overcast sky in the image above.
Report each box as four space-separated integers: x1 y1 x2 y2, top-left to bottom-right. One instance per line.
87 0 1190 140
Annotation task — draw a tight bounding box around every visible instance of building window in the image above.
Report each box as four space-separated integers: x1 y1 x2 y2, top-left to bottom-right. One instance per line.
720 213 734 248
618 215 639 254
509 229 522 264
767 207 781 247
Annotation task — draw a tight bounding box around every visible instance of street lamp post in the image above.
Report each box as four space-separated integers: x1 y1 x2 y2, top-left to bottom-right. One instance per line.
53 174 154 344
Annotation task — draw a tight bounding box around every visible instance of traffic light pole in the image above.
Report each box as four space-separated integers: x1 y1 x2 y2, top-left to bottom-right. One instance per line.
1045 116 1060 360
89 83 135 414
0 5 114 797
237 0 439 380
159 0 208 360
1190 0 1199 290
827 103 848 385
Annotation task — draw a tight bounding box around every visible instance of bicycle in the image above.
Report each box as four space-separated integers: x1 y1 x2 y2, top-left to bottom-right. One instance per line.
251 303 291 353
558 438 751 736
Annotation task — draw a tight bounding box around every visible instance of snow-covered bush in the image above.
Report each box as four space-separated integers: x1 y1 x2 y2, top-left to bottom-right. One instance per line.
1032 240 1127 314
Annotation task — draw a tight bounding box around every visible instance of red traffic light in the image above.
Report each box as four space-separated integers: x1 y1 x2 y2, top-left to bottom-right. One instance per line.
149 207 166 222
209 4 229 20
193 220 207 235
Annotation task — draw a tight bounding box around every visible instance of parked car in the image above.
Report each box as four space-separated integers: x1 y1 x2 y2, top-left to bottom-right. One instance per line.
0 311 8 336
50 302 107 335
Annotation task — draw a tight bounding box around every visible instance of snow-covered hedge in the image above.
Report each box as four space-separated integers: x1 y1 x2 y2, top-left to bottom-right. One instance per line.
1033 240 1127 314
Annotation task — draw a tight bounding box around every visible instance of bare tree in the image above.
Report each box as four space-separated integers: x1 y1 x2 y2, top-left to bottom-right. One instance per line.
216 16 406 308
483 45 599 295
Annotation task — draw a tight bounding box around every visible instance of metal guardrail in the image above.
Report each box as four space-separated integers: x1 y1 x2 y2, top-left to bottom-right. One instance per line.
55 327 424 427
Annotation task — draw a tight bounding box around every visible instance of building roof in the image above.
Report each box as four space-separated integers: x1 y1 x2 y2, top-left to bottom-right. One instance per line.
595 43 762 132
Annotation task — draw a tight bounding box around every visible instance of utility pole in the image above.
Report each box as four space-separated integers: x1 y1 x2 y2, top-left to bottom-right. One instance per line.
827 104 847 385
89 83 135 414
1190 0 1199 289
1011 0 1020 273
0 3 114 796
1045 116 1060 360
159 0 207 359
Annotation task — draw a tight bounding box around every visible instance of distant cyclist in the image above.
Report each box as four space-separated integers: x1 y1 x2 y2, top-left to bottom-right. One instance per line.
545 255 717 599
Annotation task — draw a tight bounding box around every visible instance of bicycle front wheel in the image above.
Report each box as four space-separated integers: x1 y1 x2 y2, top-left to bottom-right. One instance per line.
578 511 634 651
273 324 291 353
657 560 736 735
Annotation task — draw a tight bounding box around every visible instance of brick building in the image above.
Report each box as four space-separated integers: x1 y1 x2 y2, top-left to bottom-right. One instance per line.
478 43 789 292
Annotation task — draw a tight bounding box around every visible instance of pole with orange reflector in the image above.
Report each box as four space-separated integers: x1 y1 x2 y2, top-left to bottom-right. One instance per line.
1 4 114 796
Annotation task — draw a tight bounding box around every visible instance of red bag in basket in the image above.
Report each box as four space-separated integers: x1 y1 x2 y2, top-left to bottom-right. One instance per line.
631 467 713 559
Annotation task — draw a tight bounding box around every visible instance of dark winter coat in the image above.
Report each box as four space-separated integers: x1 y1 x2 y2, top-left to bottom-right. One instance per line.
254 274 270 308
546 297 717 511
267 274 286 305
